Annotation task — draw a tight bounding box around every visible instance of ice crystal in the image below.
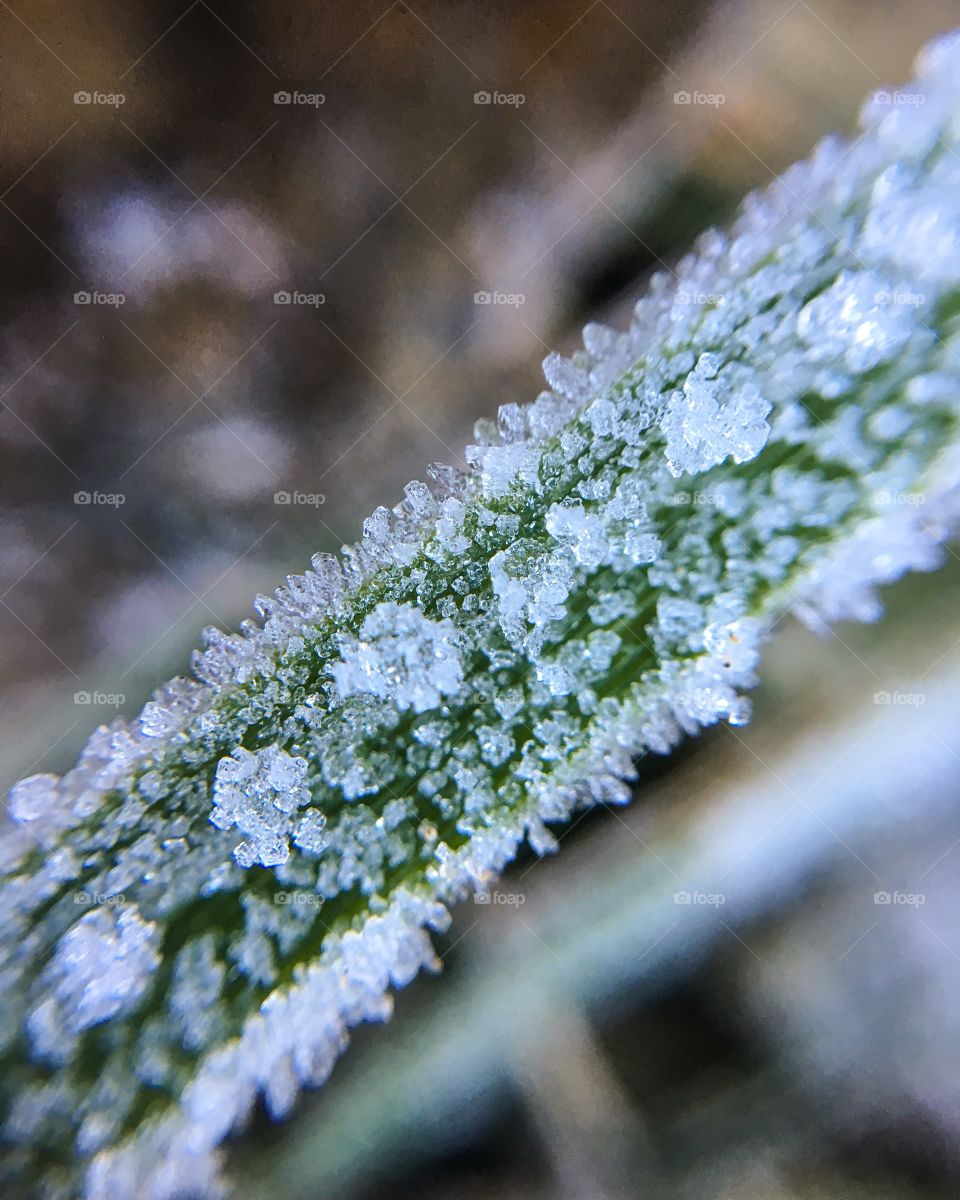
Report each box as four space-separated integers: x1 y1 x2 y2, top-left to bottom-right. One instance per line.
333 601 464 712
211 745 311 868
28 907 160 1064
661 354 772 477
796 269 919 373
545 501 609 567
4 29 960 1200
7 772 63 825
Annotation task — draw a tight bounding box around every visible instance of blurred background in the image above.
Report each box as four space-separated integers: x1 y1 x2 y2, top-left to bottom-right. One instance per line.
3 1 960 1197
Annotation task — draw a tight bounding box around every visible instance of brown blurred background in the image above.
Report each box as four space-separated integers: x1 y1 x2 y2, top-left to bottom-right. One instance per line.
3 2 960 1198
2 0 953 784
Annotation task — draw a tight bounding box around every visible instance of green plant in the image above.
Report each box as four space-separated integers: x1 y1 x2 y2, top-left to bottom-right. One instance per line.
4 29 960 1200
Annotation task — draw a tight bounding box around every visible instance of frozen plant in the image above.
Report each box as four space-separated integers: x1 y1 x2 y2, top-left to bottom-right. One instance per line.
4 28 960 1200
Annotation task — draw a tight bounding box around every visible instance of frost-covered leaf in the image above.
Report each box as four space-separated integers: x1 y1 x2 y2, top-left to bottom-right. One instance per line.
5 29 960 1199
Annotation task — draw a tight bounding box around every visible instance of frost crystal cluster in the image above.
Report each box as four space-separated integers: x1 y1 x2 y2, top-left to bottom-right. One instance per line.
4 31 960 1199
333 602 464 712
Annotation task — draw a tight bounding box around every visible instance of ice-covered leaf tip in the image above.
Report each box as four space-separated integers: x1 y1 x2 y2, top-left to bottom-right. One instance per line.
5 27 960 1200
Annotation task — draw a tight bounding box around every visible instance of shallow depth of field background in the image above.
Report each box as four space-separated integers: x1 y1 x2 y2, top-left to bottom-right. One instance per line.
3 2 960 1197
